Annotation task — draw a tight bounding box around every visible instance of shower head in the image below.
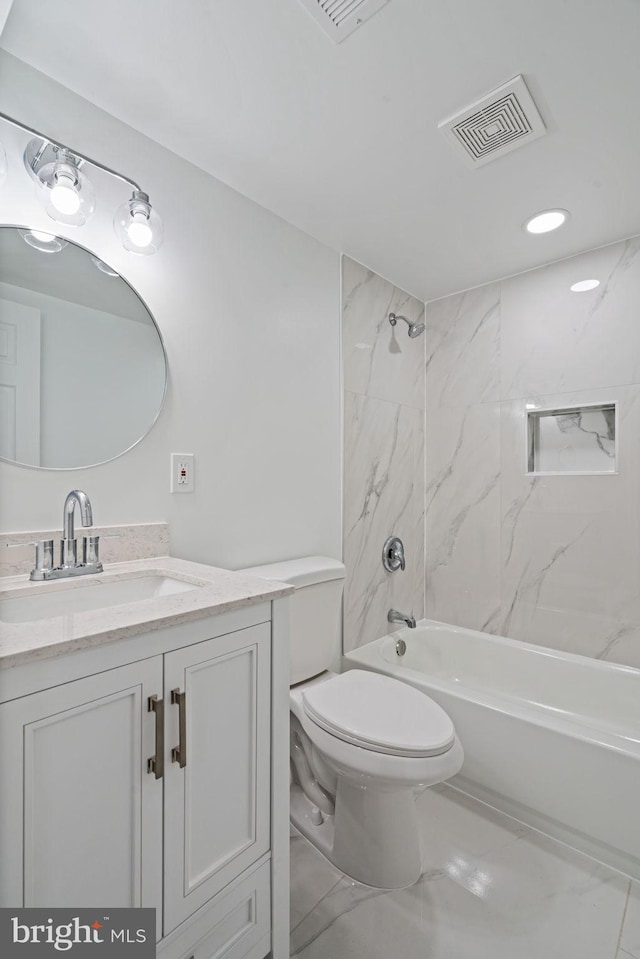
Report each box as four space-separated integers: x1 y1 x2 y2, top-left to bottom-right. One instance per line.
388 313 425 339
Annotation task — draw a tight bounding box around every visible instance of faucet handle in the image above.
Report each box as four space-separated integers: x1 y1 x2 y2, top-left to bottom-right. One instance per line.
34 539 55 573
7 539 54 563
82 535 103 571
13 539 56 581
7 540 54 578
382 535 406 572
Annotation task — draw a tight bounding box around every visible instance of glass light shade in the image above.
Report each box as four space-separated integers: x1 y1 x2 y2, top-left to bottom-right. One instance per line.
50 169 81 215
35 154 96 226
18 229 68 254
114 190 163 255
0 141 7 186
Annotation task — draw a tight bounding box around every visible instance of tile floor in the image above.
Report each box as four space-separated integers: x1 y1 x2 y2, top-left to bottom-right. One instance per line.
290 784 639 959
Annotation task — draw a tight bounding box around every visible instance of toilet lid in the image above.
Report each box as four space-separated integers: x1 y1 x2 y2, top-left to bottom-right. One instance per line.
302 670 455 758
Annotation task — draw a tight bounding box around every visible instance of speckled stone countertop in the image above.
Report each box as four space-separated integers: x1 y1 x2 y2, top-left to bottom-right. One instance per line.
0 556 292 669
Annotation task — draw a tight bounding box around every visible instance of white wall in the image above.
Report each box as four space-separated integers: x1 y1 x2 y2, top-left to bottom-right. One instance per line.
0 52 342 568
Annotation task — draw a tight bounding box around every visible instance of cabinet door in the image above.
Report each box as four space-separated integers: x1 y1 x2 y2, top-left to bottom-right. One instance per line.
0 657 163 926
163 623 271 933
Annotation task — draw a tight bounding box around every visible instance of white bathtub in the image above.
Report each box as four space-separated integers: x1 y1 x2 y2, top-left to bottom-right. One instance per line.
344 619 640 880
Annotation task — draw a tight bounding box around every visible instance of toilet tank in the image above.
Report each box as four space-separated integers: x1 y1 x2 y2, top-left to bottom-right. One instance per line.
240 556 345 685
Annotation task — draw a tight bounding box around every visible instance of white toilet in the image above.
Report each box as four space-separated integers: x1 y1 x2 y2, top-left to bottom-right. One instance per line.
242 556 463 889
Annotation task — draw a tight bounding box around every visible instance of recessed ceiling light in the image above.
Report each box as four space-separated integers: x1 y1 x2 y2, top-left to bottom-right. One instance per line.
570 279 600 293
524 209 570 234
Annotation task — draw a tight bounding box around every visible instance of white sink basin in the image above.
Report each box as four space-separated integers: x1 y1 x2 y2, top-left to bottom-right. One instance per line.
0 574 204 624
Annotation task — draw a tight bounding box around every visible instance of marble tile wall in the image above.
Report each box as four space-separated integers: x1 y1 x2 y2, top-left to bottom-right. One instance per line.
342 257 425 651
425 234 640 668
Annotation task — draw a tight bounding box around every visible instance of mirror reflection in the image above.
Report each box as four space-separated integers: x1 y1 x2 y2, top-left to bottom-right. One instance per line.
0 226 166 469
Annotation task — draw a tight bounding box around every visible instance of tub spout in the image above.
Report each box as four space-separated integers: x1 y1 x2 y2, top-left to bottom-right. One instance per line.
388 608 416 628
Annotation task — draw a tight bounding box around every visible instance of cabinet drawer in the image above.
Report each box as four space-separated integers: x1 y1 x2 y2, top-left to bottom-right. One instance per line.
159 860 270 959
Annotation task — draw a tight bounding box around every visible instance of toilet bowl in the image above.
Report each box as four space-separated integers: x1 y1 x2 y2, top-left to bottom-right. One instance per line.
289 669 463 888
240 556 463 889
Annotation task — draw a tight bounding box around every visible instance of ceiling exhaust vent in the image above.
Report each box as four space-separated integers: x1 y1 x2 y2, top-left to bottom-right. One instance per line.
297 0 390 43
438 76 546 168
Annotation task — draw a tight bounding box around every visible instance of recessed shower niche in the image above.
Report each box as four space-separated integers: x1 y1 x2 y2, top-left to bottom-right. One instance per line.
527 402 617 475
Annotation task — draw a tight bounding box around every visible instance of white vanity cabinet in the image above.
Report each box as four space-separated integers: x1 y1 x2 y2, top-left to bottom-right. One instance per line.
163 624 271 932
0 589 290 959
0 657 164 912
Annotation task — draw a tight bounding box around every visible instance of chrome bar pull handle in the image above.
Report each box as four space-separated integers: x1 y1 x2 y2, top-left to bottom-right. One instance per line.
147 695 164 779
171 688 187 768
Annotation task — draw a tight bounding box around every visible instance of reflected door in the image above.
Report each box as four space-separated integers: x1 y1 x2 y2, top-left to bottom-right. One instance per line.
0 296 40 464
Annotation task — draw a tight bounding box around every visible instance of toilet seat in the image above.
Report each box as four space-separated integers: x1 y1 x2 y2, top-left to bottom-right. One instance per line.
302 669 455 758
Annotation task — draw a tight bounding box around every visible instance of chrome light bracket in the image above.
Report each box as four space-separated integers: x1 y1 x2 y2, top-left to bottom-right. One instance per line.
23 138 84 185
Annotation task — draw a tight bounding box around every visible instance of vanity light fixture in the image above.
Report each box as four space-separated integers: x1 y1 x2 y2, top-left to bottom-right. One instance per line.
524 209 570 234
570 279 600 293
114 190 163 255
41 148 95 223
1 110 163 254
28 144 96 226
18 228 68 254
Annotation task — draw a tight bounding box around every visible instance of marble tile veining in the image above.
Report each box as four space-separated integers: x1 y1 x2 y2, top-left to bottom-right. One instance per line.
425 281 501 409
425 403 501 632
343 257 425 411
343 392 419 650
412 403 426 625
423 238 640 669
342 256 425 654
291 785 631 959
499 385 640 663
345 238 640 697
501 236 640 400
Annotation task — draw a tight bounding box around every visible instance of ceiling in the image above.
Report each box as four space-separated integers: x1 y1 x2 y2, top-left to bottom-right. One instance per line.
2 0 640 301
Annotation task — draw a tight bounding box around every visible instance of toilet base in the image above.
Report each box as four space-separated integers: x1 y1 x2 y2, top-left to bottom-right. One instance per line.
290 784 336 865
290 779 423 889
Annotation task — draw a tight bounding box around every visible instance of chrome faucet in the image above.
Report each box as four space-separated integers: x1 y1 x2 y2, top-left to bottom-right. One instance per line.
29 489 103 581
61 489 93 568
388 608 416 629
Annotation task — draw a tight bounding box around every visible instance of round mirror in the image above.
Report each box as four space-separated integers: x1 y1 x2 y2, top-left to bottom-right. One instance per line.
0 226 166 469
